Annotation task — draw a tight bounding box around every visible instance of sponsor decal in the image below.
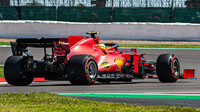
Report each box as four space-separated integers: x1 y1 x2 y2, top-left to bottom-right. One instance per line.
58 41 69 45
101 61 110 69
114 59 124 70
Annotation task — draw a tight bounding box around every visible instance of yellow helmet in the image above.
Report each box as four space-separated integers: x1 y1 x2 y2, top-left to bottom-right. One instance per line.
99 44 106 51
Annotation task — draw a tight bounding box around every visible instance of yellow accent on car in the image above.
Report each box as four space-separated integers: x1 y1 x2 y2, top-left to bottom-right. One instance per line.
86 32 100 34
58 41 61 44
115 59 124 69
101 61 110 69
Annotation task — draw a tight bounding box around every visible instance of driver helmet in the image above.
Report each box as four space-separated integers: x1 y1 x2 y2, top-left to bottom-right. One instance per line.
99 44 107 51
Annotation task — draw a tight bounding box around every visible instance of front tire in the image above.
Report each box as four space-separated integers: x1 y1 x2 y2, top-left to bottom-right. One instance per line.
4 56 34 86
67 55 98 85
156 54 180 82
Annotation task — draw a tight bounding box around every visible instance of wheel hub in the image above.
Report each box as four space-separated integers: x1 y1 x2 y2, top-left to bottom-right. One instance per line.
173 60 179 78
86 61 97 79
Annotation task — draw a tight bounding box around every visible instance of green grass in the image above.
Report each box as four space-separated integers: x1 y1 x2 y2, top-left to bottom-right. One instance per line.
120 44 200 48
0 42 10 45
0 66 3 77
0 93 198 112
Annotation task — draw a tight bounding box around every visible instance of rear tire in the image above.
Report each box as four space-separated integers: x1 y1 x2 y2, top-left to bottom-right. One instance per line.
67 55 98 85
4 56 34 86
156 54 180 83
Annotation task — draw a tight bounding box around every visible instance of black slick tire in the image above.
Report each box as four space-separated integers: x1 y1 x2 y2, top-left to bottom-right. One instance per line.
4 56 34 86
156 53 180 83
67 55 98 85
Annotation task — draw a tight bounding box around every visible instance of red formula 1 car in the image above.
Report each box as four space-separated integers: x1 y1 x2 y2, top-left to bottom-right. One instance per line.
5 32 181 86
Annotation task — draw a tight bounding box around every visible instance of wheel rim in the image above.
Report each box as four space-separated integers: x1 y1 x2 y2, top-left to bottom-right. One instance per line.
86 61 97 79
173 60 179 78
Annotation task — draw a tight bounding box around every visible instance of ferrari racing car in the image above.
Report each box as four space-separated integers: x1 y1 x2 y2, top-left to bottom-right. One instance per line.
4 32 181 85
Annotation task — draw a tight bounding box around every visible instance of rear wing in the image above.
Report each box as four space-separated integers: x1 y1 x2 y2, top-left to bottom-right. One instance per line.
11 36 85 56
11 38 60 56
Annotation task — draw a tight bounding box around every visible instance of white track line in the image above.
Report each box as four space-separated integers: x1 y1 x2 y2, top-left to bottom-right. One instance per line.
0 82 7 85
0 45 10 47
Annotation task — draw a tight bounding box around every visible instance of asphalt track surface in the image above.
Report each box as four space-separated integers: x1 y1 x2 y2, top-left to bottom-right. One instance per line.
0 47 200 108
